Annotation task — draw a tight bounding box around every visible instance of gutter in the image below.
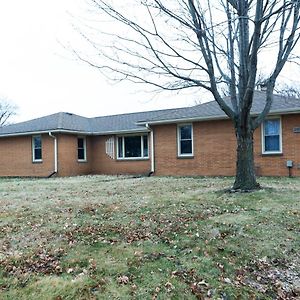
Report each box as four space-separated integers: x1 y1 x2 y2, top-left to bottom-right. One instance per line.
48 132 58 176
0 128 150 138
145 123 155 174
1 106 300 138
92 128 149 135
0 129 89 138
137 114 228 126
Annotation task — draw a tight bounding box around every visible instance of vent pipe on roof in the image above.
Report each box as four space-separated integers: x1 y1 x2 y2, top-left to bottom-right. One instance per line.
49 132 58 174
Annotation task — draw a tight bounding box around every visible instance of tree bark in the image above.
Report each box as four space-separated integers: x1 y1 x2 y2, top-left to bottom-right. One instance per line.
80 1 300 192
233 127 260 191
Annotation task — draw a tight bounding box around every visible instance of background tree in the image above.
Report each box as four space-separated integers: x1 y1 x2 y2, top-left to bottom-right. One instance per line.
0 99 17 127
76 0 300 191
275 83 300 98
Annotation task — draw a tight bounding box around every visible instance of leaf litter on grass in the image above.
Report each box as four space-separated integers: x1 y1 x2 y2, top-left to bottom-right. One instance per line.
0 175 299 299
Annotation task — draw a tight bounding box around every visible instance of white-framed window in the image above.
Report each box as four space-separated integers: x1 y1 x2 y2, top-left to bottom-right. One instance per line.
262 117 282 154
177 124 193 157
117 134 149 159
32 135 42 162
77 137 87 161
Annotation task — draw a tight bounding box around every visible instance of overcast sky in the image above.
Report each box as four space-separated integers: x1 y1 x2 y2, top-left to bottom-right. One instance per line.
0 0 197 123
1 1 300 123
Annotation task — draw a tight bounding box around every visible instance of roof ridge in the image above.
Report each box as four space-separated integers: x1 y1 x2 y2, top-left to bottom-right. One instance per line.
57 112 64 129
91 105 189 119
1 92 300 137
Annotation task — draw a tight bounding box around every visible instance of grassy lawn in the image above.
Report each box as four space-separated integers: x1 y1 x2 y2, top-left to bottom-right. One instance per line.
0 175 299 299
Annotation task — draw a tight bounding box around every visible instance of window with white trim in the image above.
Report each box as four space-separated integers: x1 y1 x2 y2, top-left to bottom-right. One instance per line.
178 124 193 156
262 118 282 154
32 135 42 162
117 135 149 159
77 137 87 161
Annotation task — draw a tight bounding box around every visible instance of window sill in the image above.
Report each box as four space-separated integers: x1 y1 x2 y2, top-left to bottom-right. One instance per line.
261 152 283 157
117 157 149 161
78 159 88 163
33 160 43 163
177 155 194 159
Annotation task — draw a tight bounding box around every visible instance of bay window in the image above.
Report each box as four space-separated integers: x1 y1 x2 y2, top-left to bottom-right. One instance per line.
117 135 149 159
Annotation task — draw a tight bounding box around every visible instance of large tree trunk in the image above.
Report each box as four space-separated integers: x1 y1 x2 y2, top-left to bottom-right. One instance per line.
233 127 260 191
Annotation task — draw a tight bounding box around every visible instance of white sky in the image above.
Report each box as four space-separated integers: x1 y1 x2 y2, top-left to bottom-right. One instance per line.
0 0 196 123
0 1 300 123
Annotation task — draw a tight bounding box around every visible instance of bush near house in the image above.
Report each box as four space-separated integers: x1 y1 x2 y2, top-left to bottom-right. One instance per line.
0 176 299 299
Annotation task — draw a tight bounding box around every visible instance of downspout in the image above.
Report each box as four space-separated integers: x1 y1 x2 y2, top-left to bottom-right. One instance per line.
48 132 58 177
146 123 155 175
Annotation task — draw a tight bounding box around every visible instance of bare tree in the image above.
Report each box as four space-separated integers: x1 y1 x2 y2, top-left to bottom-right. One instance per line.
0 99 17 126
275 83 300 98
76 0 300 191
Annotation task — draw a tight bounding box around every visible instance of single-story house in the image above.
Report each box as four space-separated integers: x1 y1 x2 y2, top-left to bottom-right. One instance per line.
1 91 300 177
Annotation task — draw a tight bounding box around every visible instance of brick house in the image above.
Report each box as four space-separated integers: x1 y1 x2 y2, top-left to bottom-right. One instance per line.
1 91 300 177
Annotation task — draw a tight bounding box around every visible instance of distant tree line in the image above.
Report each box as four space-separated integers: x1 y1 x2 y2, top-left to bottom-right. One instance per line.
0 98 17 127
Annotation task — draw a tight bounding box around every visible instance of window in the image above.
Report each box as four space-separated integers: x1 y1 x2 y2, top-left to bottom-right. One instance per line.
32 135 42 162
117 135 149 159
178 124 193 156
262 118 282 154
143 135 148 158
78 137 87 161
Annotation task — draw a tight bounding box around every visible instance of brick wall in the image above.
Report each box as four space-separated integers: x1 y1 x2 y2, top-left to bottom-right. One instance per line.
254 114 300 177
153 114 300 177
0 134 54 177
153 121 236 176
91 135 151 175
1 114 300 177
57 134 93 177
0 133 150 177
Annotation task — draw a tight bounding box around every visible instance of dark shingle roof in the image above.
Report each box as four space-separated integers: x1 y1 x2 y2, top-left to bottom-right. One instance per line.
0 108 181 136
90 109 180 133
139 91 300 123
0 112 92 136
1 91 300 137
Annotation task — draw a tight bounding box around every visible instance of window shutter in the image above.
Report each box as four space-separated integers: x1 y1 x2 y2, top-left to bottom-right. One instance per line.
105 137 115 159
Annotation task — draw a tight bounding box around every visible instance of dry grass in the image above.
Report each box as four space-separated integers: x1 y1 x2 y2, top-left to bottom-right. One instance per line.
0 175 299 299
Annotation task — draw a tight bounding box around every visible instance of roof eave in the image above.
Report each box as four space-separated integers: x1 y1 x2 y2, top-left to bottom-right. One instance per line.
92 128 149 135
137 114 229 125
0 129 93 138
1 106 300 137
0 127 149 138
267 107 300 115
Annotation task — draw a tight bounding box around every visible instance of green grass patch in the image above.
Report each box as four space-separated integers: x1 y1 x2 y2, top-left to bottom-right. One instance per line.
0 175 299 299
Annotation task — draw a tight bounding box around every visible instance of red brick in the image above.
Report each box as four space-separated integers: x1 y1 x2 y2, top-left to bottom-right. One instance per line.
0 114 300 177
